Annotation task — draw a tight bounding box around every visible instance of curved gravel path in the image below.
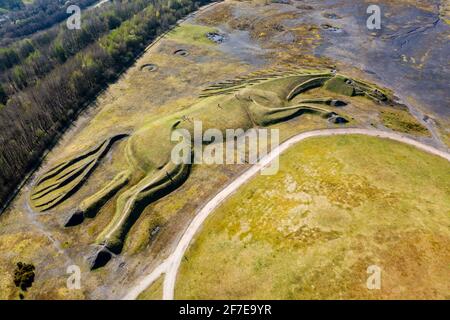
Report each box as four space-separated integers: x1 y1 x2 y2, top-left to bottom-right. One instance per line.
123 128 450 300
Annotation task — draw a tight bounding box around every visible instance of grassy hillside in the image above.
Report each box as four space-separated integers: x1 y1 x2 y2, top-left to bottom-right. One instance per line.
176 135 450 299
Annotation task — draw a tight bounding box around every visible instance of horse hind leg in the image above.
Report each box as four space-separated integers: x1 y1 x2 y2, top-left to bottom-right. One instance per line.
87 161 190 270
64 170 131 227
30 134 128 212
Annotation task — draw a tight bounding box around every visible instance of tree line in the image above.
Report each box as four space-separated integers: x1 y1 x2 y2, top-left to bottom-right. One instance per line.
0 0 214 211
0 0 98 46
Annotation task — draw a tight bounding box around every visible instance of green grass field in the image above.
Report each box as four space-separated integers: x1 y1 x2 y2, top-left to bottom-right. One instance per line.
176 135 450 299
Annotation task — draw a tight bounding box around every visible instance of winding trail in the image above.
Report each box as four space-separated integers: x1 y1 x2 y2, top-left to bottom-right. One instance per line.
123 128 450 300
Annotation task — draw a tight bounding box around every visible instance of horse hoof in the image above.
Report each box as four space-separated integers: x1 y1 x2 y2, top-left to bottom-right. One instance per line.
87 245 114 270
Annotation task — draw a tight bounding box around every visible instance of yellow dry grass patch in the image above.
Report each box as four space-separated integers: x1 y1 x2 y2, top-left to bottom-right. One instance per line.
1 0 438 299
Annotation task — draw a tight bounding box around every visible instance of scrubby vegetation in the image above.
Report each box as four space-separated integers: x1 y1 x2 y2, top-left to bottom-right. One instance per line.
380 108 429 136
13 262 35 291
0 0 213 212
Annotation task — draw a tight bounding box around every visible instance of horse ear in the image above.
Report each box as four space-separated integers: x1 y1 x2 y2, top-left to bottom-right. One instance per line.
172 120 182 129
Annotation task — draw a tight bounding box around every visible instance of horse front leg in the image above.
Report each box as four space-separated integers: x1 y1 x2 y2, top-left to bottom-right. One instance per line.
88 161 190 269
